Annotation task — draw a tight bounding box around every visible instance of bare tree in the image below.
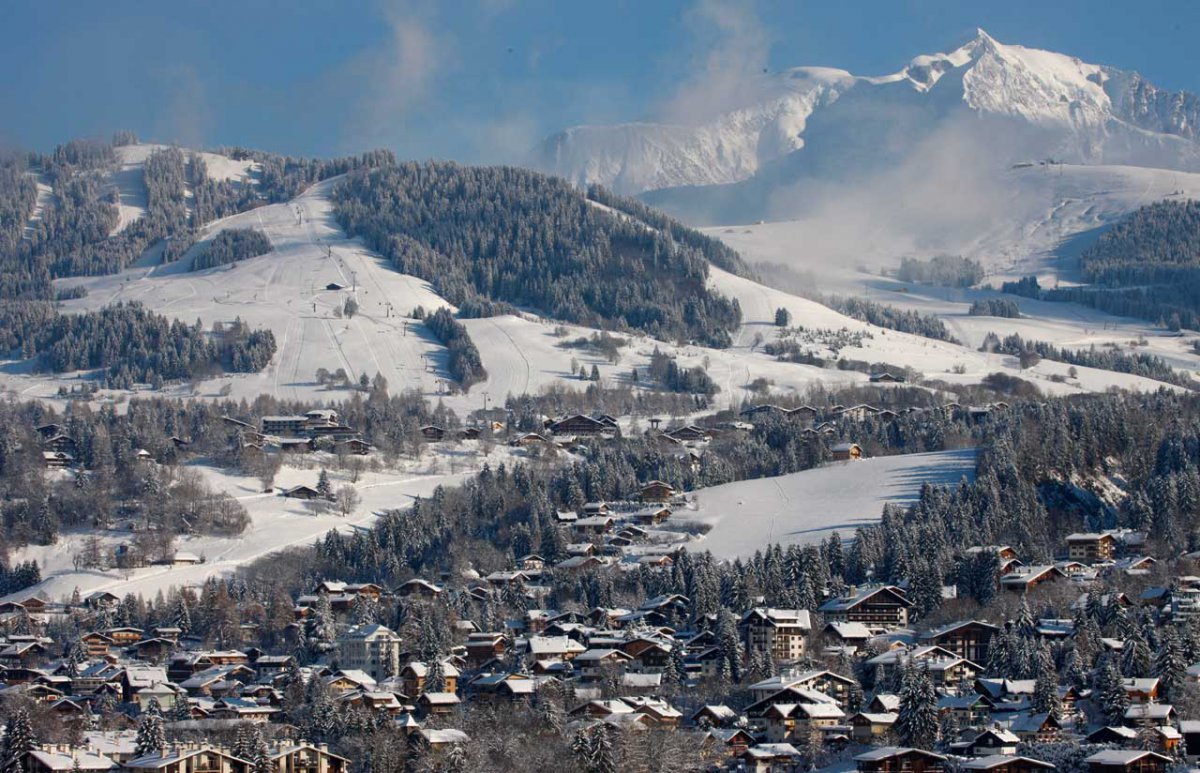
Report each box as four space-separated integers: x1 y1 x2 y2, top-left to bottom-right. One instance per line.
335 486 361 517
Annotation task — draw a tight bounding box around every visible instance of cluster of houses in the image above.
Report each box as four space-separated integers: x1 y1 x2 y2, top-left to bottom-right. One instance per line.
21 738 349 773
223 411 371 457
4 529 1199 773
738 401 1011 432
36 423 162 470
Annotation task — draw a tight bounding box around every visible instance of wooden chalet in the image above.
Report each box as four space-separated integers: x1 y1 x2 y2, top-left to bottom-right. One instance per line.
856 747 947 773
831 442 863 461
639 480 676 503
920 620 1000 663
818 586 913 630
1066 532 1118 563
1085 751 1172 773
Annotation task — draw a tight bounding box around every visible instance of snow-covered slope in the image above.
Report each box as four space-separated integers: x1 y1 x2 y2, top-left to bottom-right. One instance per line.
535 67 853 193
678 448 977 559
533 30 1200 197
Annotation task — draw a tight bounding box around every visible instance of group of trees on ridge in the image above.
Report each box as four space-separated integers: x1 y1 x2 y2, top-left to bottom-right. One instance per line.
331 162 745 347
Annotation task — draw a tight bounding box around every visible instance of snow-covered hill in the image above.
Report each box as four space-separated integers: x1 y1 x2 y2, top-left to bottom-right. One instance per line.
533 29 1200 197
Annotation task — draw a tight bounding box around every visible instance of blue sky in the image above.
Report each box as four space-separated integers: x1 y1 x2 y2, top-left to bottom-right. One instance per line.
2 0 1197 162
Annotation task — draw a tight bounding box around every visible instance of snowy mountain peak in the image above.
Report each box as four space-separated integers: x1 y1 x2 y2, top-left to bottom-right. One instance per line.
532 30 1200 197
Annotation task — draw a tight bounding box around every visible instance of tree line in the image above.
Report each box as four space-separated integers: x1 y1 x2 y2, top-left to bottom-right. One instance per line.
331 161 744 347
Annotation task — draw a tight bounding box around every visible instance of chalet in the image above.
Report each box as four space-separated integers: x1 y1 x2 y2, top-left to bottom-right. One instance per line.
277 438 315 454
417 728 469 751
741 608 812 663
511 432 552 447
692 704 739 728
335 438 371 455
573 649 633 681
211 698 279 722
124 745 249 773
282 485 322 500
262 415 307 435
937 694 995 728
396 579 444 599
818 585 913 630
1087 726 1138 746
747 670 859 710
419 425 446 441
556 556 603 572
267 744 349 773
401 660 460 696
824 621 874 653
630 506 672 525
869 372 904 383
24 748 118 773
999 565 1066 593
573 516 616 535
42 451 74 468
1123 677 1161 703
1085 750 1172 773
1124 703 1177 726
962 757 1056 773
850 712 898 742
80 632 115 658
705 727 756 758
547 415 612 436
639 480 676 503
465 633 507 668
43 434 76 453
1066 532 1118 563
831 442 863 461
966 728 1021 757
743 744 802 773
760 700 844 743
855 747 947 773
665 425 709 443
739 404 788 420
836 405 879 422
1010 712 1062 743
920 620 1000 663
525 636 586 664
788 406 819 425
103 627 143 646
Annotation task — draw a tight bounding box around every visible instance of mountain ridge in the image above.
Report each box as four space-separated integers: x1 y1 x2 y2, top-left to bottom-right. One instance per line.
531 29 1200 198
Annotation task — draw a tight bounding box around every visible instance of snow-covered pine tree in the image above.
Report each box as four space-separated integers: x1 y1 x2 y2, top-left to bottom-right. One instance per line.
134 700 167 758
1095 656 1130 724
2 708 36 773
895 662 939 750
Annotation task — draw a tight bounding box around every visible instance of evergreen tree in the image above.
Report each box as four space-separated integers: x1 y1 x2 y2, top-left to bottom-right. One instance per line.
317 469 333 501
2 708 36 773
1095 657 1130 725
135 700 167 757
1154 626 1187 701
1032 646 1061 718
895 662 939 750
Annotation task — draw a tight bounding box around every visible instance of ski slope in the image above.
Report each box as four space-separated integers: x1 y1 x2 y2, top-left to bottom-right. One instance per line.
0 162 1175 418
677 448 977 559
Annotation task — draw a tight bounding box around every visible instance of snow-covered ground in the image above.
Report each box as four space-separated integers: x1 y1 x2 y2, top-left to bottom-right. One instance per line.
676 448 977 559
7 441 531 602
704 163 1200 382
0 165 1176 417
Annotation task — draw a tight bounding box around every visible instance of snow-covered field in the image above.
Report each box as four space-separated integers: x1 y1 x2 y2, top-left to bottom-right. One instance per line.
676 448 977 559
704 163 1200 382
7 441 531 602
